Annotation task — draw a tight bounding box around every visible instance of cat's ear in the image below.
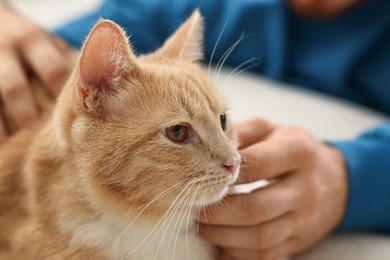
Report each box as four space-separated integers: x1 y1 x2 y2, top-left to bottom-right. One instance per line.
156 9 204 63
77 19 138 115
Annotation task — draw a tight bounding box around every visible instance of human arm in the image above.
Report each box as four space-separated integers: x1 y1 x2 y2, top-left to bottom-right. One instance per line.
330 123 390 232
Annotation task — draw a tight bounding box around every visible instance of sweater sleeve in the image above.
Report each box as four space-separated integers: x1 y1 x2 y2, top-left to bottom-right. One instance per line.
330 123 390 233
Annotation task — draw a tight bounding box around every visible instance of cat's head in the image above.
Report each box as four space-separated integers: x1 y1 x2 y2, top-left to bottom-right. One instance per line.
55 10 240 219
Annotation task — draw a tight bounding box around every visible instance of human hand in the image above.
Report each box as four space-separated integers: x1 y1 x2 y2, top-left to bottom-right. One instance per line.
288 0 364 18
198 118 348 260
0 4 72 142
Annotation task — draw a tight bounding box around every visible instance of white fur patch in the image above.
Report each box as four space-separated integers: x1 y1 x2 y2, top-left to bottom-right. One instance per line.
66 211 213 260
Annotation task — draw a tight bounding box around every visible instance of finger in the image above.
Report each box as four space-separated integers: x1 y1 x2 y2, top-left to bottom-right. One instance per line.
0 114 7 144
199 177 299 225
0 50 39 128
237 127 313 184
19 30 70 96
51 35 72 55
235 118 276 149
199 213 295 250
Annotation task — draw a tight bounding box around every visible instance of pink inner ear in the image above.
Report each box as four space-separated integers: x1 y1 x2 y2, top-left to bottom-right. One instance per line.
78 21 133 106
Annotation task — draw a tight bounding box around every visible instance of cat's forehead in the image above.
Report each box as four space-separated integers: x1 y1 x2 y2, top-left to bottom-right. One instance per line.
140 61 226 118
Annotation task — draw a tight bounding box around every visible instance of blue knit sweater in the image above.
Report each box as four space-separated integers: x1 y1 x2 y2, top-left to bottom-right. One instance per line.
56 0 390 233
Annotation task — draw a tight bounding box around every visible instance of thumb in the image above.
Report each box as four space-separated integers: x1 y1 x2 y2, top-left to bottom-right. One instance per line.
235 118 276 149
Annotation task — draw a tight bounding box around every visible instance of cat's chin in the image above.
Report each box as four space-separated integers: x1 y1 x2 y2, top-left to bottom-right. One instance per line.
196 184 230 206
228 168 240 185
198 169 240 206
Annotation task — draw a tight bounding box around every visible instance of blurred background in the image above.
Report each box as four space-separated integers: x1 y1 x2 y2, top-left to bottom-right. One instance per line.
7 0 389 141
8 0 102 29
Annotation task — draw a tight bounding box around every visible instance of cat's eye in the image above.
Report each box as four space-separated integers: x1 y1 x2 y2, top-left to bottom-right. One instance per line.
164 125 189 143
220 112 227 131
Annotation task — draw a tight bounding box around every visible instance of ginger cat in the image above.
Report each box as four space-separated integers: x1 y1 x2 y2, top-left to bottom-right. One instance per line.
0 10 241 260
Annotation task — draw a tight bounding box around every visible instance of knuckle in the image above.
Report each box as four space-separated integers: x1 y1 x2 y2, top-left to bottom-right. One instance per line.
300 172 322 206
45 64 69 84
307 177 322 203
250 117 267 127
13 24 41 43
285 126 317 160
1 82 24 101
244 117 273 134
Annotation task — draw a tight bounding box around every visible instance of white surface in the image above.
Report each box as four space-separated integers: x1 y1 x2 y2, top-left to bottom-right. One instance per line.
6 1 390 259
8 0 102 29
217 70 388 140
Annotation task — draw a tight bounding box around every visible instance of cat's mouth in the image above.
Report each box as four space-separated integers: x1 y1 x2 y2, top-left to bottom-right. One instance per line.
228 166 240 185
196 168 240 206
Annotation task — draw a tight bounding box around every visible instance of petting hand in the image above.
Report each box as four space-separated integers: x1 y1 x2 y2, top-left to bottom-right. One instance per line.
0 4 72 142
289 0 364 18
198 118 348 260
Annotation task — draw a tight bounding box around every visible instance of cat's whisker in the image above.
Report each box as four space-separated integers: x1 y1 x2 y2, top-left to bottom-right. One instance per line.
214 33 249 86
226 60 261 82
170 193 195 260
163 190 196 260
195 173 215 227
120 180 197 260
200 182 228 227
150 181 196 260
126 177 191 214
182 184 199 260
121 185 192 259
214 32 245 79
220 58 261 89
163 183 197 260
151 188 192 260
112 178 191 248
151 183 194 260
196 189 208 248
207 15 229 78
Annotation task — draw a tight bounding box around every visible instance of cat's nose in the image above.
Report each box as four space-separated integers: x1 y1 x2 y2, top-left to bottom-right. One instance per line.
222 155 241 174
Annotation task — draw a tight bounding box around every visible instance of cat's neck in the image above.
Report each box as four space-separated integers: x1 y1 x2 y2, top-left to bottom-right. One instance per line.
24 115 93 224
64 207 212 260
